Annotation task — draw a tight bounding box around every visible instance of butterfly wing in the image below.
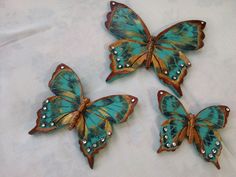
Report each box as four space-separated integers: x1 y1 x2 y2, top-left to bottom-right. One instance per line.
29 64 83 134
106 40 147 81
152 20 206 97
77 95 138 169
28 96 79 134
105 1 150 42
157 90 188 153
193 106 230 169
105 1 150 81
49 63 83 103
155 20 206 50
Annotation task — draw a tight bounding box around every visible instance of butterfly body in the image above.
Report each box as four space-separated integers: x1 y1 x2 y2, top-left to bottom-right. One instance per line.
145 36 155 69
186 114 196 144
29 64 138 169
105 1 206 97
157 90 229 169
67 97 90 130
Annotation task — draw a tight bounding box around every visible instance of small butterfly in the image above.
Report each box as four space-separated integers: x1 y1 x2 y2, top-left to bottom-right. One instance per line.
29 63 138 169
156 90 230 169
105 1 206 97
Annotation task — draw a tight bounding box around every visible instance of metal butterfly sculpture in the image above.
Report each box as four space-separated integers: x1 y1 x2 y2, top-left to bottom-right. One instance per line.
156 90 230 169
29 63 138 169
105 1 206 97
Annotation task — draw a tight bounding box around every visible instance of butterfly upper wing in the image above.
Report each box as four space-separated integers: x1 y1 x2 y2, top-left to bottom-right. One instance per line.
152 20 206 97
29 64 83 134
157 90 188 153
105 1 151 82
105 1 150 42
195 106 229 129
193 106 230 169
77 95 138 169
49 63 83 103
155 20 206 50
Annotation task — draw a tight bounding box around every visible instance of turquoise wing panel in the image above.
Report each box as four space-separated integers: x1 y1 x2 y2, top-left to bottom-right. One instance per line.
155 20 206 51
158 90 188 117
158 117 187 153
195 106 230 129
157 90 188 152
105 1 150 42
78 95 138 169
106 39 147 82
49 63 83 104
85 95 138 123
29 96 78 134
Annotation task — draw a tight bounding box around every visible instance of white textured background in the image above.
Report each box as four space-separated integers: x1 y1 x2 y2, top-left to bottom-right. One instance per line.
0 0 236 177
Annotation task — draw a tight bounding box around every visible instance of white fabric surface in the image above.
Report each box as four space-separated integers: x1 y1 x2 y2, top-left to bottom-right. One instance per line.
0 0 236 177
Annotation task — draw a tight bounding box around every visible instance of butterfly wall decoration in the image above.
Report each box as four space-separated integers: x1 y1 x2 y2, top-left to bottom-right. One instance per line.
156 90 230 169
29 63 138 169
105 1 206 97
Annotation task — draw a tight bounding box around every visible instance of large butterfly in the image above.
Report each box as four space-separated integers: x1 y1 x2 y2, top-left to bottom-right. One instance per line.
105 1 206 97
156 90 230 169
29 63 138 169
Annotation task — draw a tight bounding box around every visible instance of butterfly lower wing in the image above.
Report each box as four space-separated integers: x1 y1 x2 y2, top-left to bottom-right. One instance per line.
106 39 147 82
193 126 223 169
49 63 83 104
155 20 206 50
152 48 191 97
29 96 78 134
78 115 108 169
157 90 188 152
105 1 150 42
157 117 188 153
77 95 138 169
193 106 230 169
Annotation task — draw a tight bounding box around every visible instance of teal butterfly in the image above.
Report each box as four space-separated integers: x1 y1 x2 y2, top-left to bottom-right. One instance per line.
105 1 206 97
157 90 230 169
29 63 138 169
